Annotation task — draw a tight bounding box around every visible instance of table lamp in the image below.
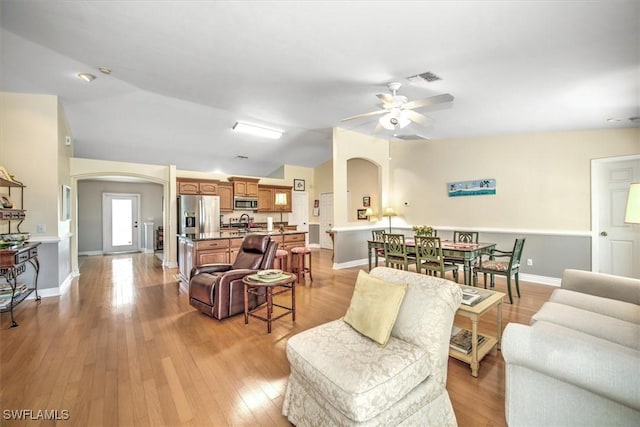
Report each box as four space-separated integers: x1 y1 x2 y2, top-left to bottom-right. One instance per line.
383 207 396 233
365 207 374 221
625 182 640 224
275 193 288 232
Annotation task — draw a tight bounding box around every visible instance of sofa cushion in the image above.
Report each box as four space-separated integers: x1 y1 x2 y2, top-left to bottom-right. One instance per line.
532 302 640 350
550 289 640 324
286 319 431 422
343 270 408 346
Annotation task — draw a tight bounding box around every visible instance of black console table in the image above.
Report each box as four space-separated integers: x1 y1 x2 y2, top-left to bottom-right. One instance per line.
0 242 40 328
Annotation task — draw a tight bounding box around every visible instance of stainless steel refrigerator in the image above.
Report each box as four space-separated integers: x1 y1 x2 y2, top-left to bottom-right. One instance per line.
178 195 220 235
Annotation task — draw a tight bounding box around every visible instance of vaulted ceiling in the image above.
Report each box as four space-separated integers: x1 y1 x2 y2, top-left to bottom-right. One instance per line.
1 1 638 177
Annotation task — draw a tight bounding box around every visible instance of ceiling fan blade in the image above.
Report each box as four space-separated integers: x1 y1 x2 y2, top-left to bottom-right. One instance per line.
373 122 385 133
403 110 433 127
341 109 387 122
402 93 454 110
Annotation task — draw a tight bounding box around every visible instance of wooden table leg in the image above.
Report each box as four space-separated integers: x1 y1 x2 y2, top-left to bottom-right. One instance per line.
244 283 249 324
266 287 273 334
470 318 479 377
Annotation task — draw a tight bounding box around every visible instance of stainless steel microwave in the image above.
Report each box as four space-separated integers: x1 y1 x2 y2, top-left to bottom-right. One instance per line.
234 197 258 210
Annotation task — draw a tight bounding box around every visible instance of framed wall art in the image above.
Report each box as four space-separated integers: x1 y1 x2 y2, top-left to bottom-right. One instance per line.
357 209 368 220
294 179 305 191
448 179 496 197
362 196 371 207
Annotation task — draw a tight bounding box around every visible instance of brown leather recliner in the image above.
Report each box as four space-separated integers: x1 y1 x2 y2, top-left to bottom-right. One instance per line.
189 234 278 319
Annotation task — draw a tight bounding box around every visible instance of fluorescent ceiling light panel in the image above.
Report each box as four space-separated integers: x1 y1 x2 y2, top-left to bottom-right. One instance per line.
232 121 283 139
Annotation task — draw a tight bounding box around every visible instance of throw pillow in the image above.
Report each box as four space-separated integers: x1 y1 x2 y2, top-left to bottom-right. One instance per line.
343 270 408 346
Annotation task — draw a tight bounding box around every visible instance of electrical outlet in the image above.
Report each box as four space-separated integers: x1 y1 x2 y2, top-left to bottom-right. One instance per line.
527 258 533 266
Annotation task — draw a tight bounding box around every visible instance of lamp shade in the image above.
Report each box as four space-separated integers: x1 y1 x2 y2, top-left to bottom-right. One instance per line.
274 193 287 206
383 207 396 217
625 182 640 224
365 208 374 217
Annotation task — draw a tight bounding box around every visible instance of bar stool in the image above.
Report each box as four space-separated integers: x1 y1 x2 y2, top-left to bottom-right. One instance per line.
274 249 290 272
290 246 313 284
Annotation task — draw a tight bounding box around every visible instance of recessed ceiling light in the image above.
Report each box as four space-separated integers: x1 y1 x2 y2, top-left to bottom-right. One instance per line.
98 67 112 75
629 116 640 123
232 121 283 139
77 73 96 82
606 118 622 122
236 155 249 159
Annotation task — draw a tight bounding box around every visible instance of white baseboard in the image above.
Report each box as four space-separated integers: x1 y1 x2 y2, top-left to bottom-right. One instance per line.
79 250 103 256
519 273 561 287
25 272 74 299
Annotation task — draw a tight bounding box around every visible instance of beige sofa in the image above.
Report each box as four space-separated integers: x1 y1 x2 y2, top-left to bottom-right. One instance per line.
502 269 640 426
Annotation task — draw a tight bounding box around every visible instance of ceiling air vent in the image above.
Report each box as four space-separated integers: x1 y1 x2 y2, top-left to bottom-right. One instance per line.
407 71 442 84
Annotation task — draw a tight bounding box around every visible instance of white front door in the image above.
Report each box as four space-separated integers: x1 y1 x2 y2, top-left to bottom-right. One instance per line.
593 155 640 278
319 193 334 249
103 193 141 254
290 191 309 244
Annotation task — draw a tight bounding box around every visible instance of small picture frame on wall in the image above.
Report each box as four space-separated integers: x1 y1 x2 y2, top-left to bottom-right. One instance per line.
357 209 368 220
294 179 305 191
362 196 371 207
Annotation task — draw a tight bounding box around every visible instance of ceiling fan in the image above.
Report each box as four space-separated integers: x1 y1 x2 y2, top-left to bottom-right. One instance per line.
341 82 454 132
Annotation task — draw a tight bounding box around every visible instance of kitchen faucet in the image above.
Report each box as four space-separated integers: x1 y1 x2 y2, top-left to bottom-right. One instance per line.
239 213 250 224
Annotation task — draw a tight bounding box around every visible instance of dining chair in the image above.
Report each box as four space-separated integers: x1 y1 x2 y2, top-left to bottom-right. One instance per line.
473 238 526 304
371 229 386 268
383 233 416 271
445 230 480 269
414 236 459 281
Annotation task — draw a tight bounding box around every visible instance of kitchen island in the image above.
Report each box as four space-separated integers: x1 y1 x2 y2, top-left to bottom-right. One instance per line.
177 231 307 284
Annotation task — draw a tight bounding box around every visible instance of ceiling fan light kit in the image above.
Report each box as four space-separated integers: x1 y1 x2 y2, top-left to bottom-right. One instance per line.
342 81 454 132
232 121 283 139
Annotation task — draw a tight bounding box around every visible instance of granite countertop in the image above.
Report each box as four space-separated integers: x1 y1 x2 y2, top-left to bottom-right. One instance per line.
179 230 306 241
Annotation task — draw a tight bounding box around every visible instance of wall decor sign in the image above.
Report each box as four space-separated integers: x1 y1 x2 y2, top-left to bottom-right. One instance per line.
294 179 305 191
448 179 496 197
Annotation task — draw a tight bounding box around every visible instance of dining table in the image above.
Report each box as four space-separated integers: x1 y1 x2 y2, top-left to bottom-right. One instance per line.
367 239 496 286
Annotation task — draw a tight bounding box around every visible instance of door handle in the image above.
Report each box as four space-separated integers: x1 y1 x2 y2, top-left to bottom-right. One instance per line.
600 231 608 236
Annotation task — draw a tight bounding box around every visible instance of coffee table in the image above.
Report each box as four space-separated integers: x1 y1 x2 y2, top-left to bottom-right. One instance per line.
243 272 296 333
450 285 505 377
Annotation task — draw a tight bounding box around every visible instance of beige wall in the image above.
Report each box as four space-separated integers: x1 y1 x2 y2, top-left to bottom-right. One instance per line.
390 128 640 231
347 158 379 222
333 128 390 227
0 92 60 236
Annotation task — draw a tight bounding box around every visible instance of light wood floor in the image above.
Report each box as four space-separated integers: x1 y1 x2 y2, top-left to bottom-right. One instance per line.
0 249 553 426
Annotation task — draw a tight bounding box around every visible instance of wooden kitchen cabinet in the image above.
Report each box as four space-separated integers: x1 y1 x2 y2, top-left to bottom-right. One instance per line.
218 183 233 212
196 239 230 265
258 187 274 212
228 177 259 197
177 178 219 195
229 237 243 264
257 185 292 212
